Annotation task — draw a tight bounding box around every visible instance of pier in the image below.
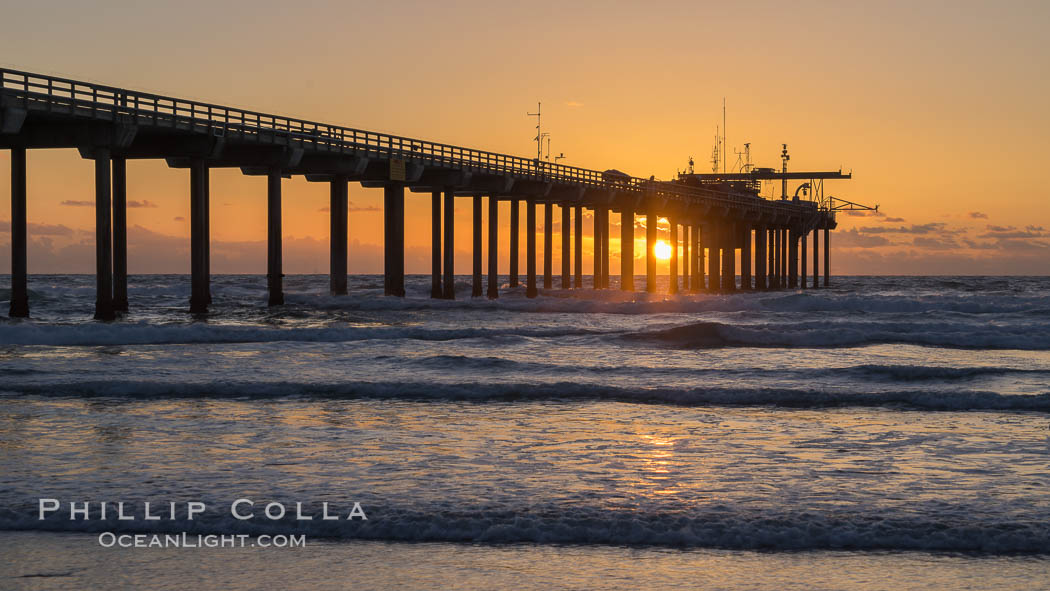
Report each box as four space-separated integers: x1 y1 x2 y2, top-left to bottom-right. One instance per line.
1 68 861 319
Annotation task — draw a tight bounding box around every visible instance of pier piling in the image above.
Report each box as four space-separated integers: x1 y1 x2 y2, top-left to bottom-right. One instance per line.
526 199 537 298
267 168 285 305
620 207 634 292
94 148 114 320
9 147 28 318
487 195 498 299
442 188 455 299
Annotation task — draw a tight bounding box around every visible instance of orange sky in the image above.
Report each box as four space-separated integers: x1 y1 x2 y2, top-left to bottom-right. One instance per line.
1 0 1048 275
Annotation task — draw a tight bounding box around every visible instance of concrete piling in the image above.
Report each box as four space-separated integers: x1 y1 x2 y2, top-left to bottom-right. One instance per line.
94 148 115 320
645 208 657 293
429 189 440 298
574 205 583 288
9 147 28 318
620 207 634 292
487 195 499 299
331 177 349 296
112 156 129 312
526 199 537 298
669 218 678 294
472 195 482 297
509 199 519 287
543 203 553 290
442 188 455 299
190 159 209 313
268 168 285 305
561 204 571 289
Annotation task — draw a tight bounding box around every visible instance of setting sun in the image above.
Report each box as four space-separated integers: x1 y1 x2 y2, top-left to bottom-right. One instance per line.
654 240 672 260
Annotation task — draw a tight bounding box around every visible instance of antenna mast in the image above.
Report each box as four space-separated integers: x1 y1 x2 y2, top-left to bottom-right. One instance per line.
710 126 720 174
527 102 542 162
722 98 726 175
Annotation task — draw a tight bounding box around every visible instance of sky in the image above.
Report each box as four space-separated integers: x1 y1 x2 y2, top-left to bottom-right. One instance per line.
1 0 1048 275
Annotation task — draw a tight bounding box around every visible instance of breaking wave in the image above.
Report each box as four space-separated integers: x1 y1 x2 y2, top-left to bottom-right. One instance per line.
4 505 1048 554
3 380 1048 411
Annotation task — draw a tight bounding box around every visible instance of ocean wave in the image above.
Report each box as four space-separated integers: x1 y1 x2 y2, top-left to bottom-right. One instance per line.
3 380 1048 411
0 322 606 347
4 506 1047 553
397 355 1050 382
626 320 1050 350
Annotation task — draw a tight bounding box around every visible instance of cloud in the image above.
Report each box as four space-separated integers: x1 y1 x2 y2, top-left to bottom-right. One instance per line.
968 211 988 219
0 220 76 236
833 228 893 248
913 236 959 250
977 224 1050 240
349 205 380 213
318 206 330 213
173 216 185 222
565 101 584 108
882 217 906 223
857 223 948 235
60 200 93 207
127 200 158 208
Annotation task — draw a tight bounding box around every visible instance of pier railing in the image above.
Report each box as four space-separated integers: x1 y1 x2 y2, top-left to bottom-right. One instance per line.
1 68 806 216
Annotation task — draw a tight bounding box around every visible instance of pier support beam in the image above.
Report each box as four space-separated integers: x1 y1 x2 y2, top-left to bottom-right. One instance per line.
768 228 776 289
442 188 455 299
268 168 285 305
603 207 611 288
190 159 209 313
526 199 538 298
9 147 28 318
645 208 657 293
812 227 820 289
331 177 349 296
722 222 735 292
561 204 570 288
574 205 583 288
592 207 603 290
708 224 721 293
488 195 499 299
801 231 807 289
429 190 440 298
692 225 703 292
509 199 519 287
755 225 767 290
669 218 678 294
472 195 482 297
543 203 553 290
788 228 799 289
94 148 115 320
680 225 688 291
779 228 787 289
112 156 129 312
740 223 751 290
620 207 634 292
824 227 830 287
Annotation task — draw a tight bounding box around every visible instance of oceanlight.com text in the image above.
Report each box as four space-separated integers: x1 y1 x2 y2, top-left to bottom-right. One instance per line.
97 532 307 549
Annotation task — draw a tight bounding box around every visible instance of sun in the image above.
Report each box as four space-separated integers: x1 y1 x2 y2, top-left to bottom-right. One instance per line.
654 240 672 260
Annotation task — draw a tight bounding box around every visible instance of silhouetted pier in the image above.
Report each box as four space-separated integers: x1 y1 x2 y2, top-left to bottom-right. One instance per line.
2 68 853 320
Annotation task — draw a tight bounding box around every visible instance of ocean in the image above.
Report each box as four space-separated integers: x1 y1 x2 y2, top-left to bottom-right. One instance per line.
1 274 1049 590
